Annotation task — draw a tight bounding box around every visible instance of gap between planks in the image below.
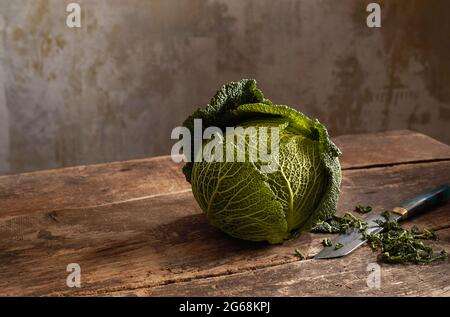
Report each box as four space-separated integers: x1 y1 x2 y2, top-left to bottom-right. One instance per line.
342 157 450 170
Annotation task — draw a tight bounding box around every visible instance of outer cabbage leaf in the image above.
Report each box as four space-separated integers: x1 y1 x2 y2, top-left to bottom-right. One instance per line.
182 79 271 182
191 159 289 244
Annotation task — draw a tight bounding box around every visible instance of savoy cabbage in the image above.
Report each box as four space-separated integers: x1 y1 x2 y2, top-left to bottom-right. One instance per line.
182 79 342 243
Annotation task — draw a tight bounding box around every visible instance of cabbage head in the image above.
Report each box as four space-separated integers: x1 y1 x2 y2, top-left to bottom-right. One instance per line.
182 79 341 244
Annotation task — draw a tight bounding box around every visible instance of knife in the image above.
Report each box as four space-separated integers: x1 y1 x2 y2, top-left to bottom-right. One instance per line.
314 184 450 259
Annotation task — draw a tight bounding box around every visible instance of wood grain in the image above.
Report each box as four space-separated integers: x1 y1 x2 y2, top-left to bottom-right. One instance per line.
0 156 188 216
0 161 448 296
335 130 450 169
0 130 449 296
1 131 448 216
144 229 450 297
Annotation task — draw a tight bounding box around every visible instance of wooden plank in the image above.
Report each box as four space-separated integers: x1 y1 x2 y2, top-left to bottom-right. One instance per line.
144 229 450 297
0 160 449 296
1 130 449 215
336 130 450 169
0 156 188 216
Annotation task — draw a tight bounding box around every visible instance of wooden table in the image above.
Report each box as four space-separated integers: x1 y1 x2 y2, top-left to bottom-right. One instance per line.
0 130 449 296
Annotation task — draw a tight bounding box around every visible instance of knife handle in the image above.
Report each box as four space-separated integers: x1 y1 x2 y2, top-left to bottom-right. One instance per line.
392 184 450 220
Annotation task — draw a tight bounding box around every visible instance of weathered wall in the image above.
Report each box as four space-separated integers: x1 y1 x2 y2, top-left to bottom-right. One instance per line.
0 0 449 175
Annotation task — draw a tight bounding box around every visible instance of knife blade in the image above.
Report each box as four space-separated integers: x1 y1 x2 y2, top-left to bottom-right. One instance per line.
314 183 450 259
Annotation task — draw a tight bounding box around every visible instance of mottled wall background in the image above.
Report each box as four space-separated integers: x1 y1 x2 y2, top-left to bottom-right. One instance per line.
0 0 449 175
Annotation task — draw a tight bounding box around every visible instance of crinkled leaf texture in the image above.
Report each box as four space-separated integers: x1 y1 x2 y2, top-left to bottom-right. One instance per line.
183 79 341 244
